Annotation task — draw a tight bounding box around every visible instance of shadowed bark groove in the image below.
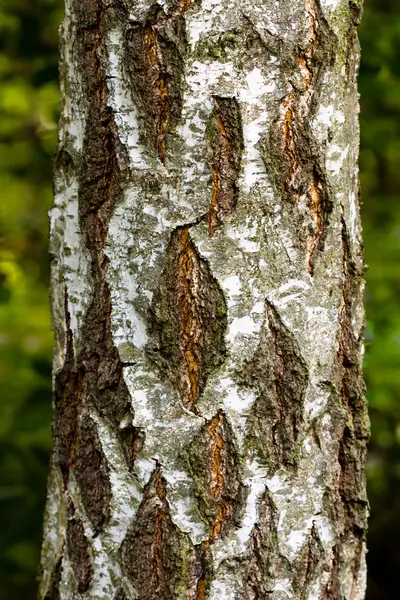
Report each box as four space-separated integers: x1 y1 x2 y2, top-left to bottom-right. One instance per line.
113 589 128 600
121 466 189 600
208 96 243 236
330 221 369 587
53 290 82 487
295 522 324 598
148 226 227 412
242 302 309 472
43 556 63 600
75 415 111 533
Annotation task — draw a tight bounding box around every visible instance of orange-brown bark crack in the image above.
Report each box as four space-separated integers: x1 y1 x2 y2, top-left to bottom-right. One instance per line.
208 414 232 542
187 413 241 600
208 97 243 237
307 173 324 273
126 5 187 164
282 90 298 196
142 24 170 163
267 0 333 273
148 227 226 413
176 227 202 411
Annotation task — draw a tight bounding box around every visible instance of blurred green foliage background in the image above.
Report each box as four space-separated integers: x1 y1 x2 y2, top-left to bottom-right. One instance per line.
0 0 399 598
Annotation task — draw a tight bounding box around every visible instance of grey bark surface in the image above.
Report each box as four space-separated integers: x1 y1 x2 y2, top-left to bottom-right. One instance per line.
39 0 369 598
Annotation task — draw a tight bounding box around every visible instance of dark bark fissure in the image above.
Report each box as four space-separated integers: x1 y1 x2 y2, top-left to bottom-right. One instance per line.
121 466 189 600
208 96 243 237
295 522 324 599
113 588 128 600
243 488 287 599
262 0 335 274
75 414 111 534
331 221 369 585
241 302 309 472
66 516 93 593
147 225 228 413
125 4 189 164
43 555 63 600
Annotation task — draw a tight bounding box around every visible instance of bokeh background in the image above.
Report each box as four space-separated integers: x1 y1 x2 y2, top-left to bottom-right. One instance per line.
0 0 399 598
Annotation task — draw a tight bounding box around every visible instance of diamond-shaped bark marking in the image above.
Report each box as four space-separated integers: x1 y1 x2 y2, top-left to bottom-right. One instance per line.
75 414 111 534
243 302 308 471
186 412 243 600
121 466 189 600
148 226 227 412
208 96 243 237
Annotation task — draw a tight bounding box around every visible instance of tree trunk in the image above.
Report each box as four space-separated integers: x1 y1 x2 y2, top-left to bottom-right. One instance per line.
39 0 369 598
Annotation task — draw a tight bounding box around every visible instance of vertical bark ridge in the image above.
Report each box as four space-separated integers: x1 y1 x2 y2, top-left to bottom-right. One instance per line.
208 96 243 237
332 220 368 588
148 226 227 413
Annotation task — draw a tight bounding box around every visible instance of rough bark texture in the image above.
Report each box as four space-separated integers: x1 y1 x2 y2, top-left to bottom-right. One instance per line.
40 0 369 598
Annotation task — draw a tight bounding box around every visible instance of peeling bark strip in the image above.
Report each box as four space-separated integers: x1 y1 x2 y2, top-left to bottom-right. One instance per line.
148 226 227 412
41 0 368 598
208 97 243 236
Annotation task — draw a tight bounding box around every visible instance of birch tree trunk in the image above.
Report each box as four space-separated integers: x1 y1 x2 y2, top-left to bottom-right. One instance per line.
39 0 369 598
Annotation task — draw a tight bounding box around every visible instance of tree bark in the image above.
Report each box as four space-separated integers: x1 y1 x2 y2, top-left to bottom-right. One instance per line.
39 0 369 599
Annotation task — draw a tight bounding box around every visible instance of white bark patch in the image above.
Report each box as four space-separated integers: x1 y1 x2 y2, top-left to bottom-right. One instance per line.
50 175 91 358
122 357 210 543
105 188 149 350
59 0 86 153
38 466 66 599
90 412 142 547
107 28 151 170
326 144 349 175
163 469 208 544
